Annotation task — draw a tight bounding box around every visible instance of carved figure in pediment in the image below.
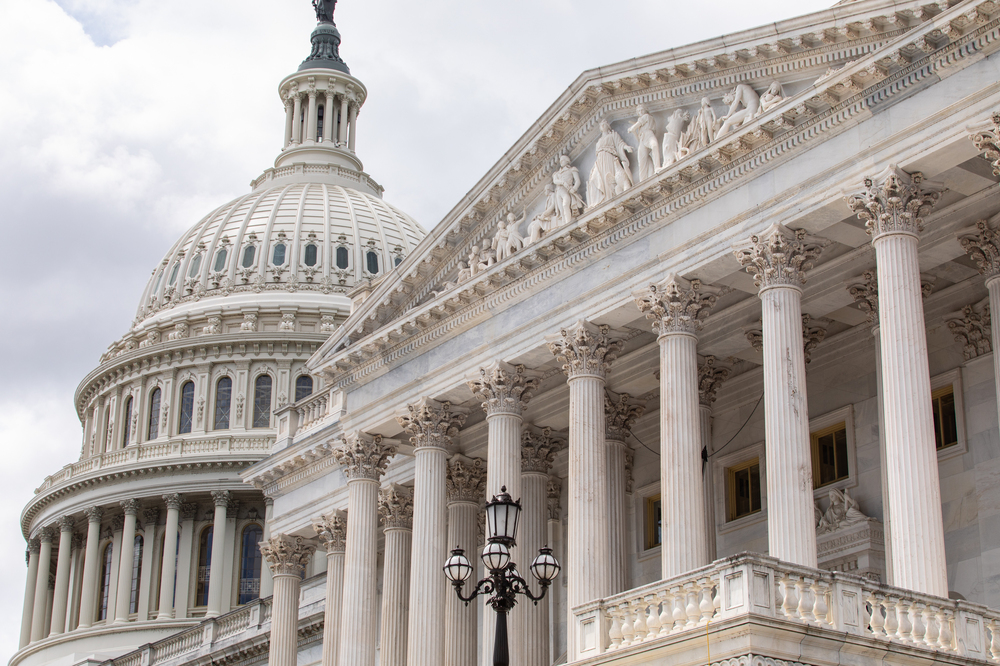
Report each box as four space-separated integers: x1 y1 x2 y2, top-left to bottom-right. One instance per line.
527 184 557 245
683 97 718 153
468 245 494 277
587 120 633 208
552 155 584 227
492 213 526 262
628 104 661 181
816 487 869 534
757 81 785 116
716 83 761 139
661 109 691 168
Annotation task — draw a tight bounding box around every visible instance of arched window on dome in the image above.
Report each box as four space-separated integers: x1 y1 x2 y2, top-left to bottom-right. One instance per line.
178 381 195 434
238 524 263 604
336 246 349 270
188 254 202 278
366 251 379 275
121 395 133 447
196 526 213 607
304 243 318 267
213 248 228 272
241 245 256 268
104 405 111 453
295 375 314 402
316 104 325 142
147 388 161 440
272 243 287 266
129 534 144 614
168 262 180 286
152 268 164 294
253 375 272 428
97 542 114 620
214 377 232 430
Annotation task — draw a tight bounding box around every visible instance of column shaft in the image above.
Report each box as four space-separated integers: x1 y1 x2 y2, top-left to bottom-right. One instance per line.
283 101 294 148
606 440 628 593
260 499 274 598
699 405 717 561
114 510 139 623
206 494 230 617
406 448 447 666
347 105 357 151
50 523 74 635
339 480 379 666
78 514 102 629
31 535 53 640
323 93 335 142
988 278 1000 434
379 527 412 666
338 97 349 145
322 550 345 666
157 503 181 619
20 545 40 647
270 573 302 666
445 501 478 666
306 92 318 142
291 94 302 144
521 471 550 666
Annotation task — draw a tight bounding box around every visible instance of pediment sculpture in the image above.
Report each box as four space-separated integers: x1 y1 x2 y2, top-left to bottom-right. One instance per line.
815 487 870 534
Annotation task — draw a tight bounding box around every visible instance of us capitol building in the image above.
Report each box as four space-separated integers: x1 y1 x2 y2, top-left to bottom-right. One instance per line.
12 0 1000 665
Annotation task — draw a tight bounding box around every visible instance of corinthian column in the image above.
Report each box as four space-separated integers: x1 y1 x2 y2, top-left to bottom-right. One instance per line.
734 224 824 567
20 538 40 647
698 357 730 561
468 360 539 662
261 535 317 666
113 499 141 624
333 432 394 666
848 166 947 597
31 528 54 641
546 479 562 666
206 490 231 617
635 274 718 576
314 509 347 666
397 399 467 666
445 455 485 666
50 516 75 635
379 484 414 666
603 393 644 588
960 220 1000 431
156 495 182 619
521 428 564 666
546 320 623 655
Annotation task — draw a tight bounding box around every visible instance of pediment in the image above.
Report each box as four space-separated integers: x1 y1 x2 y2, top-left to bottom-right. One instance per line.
308 0 999 385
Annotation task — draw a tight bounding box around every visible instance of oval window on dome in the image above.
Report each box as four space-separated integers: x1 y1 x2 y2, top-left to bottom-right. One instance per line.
242 245 256 268
168 262 180 285
366 251 379 275
304 244 318 267
213 248 228 272
336 246 349 270
273 244 286 266
188 254 202 278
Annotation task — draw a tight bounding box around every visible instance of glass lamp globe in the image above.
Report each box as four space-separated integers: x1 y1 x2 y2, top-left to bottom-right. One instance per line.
481 541 511 572
529 546 561 583
485 485 522 546
443 547 474 582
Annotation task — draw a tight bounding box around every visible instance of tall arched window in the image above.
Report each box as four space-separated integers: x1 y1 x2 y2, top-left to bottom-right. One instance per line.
272 243 287 266
213 248 228 272
295 375 314 402
129 535 144 614
214 377 232 430
98 542 113 620
238 524 264 604
196 526 213 607
104 406 111 452
121 396 133 447
335 246 349 269
304 244 318 266
168 262 180 285
241 245 256 268
317 105 325 141
366 250 379 274
253 375 272 428
178 381 195 434
187 254 202 278
147 388 161 440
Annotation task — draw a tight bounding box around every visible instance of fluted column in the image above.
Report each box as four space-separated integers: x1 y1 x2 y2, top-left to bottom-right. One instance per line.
338 96 349 145
398 399 468 666
333 432 394 666
698 357 730 561
314 509 347 666
960 219 1000 432
521 429 564 666
347 103 357 151
206 490 231 617
306 87 318 143
291 91 302 144
379 484 414 666
77 507 104 629
469 360 539 662
113 499 141 624
31 529 54 640
283 96 294 148
157 495 182 619
20 538 41 647
545 479 562 666
49 517 74 635
445 455 485 666
602 394 643 589
261 535 316 666
260 497 275 598
323 91 336 143
734 224 825 567
849 166 947 596
547 320 622 658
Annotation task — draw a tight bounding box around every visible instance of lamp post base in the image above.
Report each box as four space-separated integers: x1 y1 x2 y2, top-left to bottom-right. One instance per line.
493 610 509 666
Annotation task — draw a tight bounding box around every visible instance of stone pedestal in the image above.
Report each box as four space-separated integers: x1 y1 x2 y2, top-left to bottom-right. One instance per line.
261 535 316 666
817 519 887 581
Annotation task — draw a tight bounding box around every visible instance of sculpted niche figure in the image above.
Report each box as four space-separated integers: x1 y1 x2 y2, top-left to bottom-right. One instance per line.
588 119 633 207
716 83 761 139
628 104 661 181
661 109 691 168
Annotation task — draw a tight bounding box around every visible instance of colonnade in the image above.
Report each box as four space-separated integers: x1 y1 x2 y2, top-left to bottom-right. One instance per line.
282 83 359 150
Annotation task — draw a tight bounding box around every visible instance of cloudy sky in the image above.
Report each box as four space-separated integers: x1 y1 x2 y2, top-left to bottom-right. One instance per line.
0 0 832 658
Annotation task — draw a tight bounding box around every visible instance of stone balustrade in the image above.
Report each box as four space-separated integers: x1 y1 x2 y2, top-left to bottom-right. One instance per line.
573 553 1000 664
295 388 341 434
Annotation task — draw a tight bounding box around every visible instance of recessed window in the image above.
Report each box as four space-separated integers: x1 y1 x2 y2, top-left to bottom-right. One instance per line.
129 535 143 614
366 250 379 274
168 262 180 285
213 248 228 272
241 245 256 268
98 543 113 620
196 526 213 607
336 246 349 269
214 377 232 430
727 458 761 522
239 524 263 604
316 105 325 141
121 396 133 447
394 256 403 267
304 243 318 266
147 388 161 440
811 422 849 488
272 243 286 266
295 375 314 402
253 375 272 428
932 386 959 450
178 381 195 434
152 269 164 293
645 494 662 549
188 254 202 278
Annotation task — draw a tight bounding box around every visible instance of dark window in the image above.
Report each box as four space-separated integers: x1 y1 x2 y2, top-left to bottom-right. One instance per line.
147 388 161 440
295 375 314 401
317 105 324 140
253 375 272 428
129 535 143 614
188 254 202 278
241 245 256 268
178 381 195 434
336 246 349 269
933 386 959 450
214 377 232 430
239 525 264 604
394 256 403 266
728 459 761 521
196 526 213 607
645 495 661 549
304 244 318 266
168 262 180 285
366 251 379 274
121 396 133 447
812 423 849 487
272 243 286 266
213 248 228 272
98 543 113 620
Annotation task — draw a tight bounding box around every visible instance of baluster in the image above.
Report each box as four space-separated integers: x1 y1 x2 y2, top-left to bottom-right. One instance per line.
910 602 926 646
797 579 816 624
608 605 624 650
780 576 799 619
646 595 661 640
712 576 721 618
938 608 954 651
685 583 700 628
620 603 635 647
633 598 648 642
988 620 1000 661
812 581 830 628
672 586 687 632
883 596 899 640
924 605 940 648
868 593 886 637
895 598 913 643
699 579 714 624
658 591 673 637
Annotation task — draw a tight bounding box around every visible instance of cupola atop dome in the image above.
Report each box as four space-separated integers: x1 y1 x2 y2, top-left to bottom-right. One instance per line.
299 0 350 73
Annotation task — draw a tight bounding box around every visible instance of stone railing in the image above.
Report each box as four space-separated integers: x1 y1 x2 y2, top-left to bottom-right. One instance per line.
296 387 342 434
35 436 274 494
573 553 1000 662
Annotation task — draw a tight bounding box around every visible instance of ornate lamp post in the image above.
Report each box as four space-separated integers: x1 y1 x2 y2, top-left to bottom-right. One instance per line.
442 486 561 666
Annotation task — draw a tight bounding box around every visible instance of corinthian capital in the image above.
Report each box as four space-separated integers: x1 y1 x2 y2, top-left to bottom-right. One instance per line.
971 111 1000 177
83 506 104 523
120 499 142 516
698 356 731 407
211 491 232 508
260 534 317 576
733 223 825 291
945 300 992 361
378 483 414 530
333 431 395 480
446 454 486 504
847 270 880 328
605 391 645 442
801 314 828 364
959 220 1000 279
846 165 943 239
468 361 540 416
396 398 467 450
313 509 348 553
546 320 623 379
547 478 562 521
634 274 720 336
521 427 565 474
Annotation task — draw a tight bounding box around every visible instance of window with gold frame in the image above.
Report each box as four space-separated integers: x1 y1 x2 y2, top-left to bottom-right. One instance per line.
811 422 849 488
645 494 662 550
932 385 959 450
727 458 761 522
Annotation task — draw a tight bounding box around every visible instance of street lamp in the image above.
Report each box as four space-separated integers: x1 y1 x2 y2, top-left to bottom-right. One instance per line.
442 486 561 666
